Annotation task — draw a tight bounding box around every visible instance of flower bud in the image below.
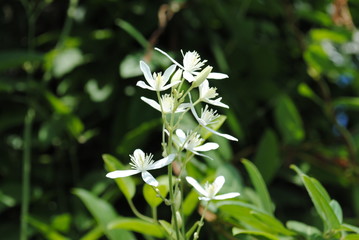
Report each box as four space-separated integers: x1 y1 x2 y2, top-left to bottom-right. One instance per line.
192 66 212 88
174 190 182 210
171 68 183 84
175 211 182 228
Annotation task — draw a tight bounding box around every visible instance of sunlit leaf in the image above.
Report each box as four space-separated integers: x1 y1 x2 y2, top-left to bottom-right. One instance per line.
52 48 84 78
143 175 169 208
286 220 322 237
51 213 71 233
232 228 279 240
28 216 70 240
108 218 164 238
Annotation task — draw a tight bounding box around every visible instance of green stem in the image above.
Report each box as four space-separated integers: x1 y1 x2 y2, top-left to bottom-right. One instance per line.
20 109 35 240
127 198 154 223
193 202 209 240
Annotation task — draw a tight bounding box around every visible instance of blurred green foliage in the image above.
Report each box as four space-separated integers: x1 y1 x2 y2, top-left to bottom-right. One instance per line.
1 0 359 239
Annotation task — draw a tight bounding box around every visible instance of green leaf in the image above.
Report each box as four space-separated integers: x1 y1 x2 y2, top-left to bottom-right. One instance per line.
143 175 169 208
286 220 322 237
52 48 84 78
251 212 294 235
108 218 164 238
28 216 70 240
102 154 136 200
232 228 279 240
341 223 359 234
158 220 175 239
343 234 359 240
51 213 71 233
115 19 148 48
183 189 199 216
333 97 359 111
253 129 280 183
45 91 71 115
297 83 322 104
80 226 103 240
330 200 343 224
0 50 43 72
73 188 135 240
274 95 305 145
242 159 274 215
291 165 341 231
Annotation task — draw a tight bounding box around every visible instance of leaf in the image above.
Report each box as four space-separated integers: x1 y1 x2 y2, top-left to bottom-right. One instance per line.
143 175 170 208
108 218 164 238
51 213 71 233
73 188 135 240
253 129 280 183
52 48 84 78
0 50 43 72
183 189 199 216
102 154 136 200
286 220 322 237
242 159 274 215
343 234 359 240
341 224 359 234
274 95 305 145
330 200 343 224
251 212 294 235
291 165 341 231
158 220 176 239
28 216 70 240
232 228 279 240
333 97 359 111
115 19 148 48
80 226 103 240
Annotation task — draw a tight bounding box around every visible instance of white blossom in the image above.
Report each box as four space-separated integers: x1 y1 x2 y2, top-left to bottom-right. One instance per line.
136 61 180 91
199 80 229 108
175 129 219 159
106 149 175 187
186 176 240 201
189 98 238 141
155 48 228 82
141 95 189 114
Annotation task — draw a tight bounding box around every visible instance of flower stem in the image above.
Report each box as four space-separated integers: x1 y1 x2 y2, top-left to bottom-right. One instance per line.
20 109 35 240
127 198 154 223
193 202 209 240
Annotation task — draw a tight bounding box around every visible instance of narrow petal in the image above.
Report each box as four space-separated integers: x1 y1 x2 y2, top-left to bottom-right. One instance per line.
186 176 208 197
198 80 209 98
207 72 229 79
155 48 184 69
106 169 140 179
147 153 176 170
189 149 214 160
140 61 154 86
205 99 229 109
162 64 177 85
176 103 190 113
175 129 187 143
203 125 238 141
189 94 202 124
136 81 155 91
213 176 225 195
160 81 181 91
198 196 211 201
193 142 219 152
183 71 195 82
213 192 240 200
141 171 158 186
141 96 161 112
133 149 145 160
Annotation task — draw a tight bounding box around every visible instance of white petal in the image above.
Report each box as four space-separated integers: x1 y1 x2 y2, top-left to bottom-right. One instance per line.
175 129 186 143
106 169 140 178
189 94 202 123
141 96 161 112
198 196 211 201
162 64 176 85
205 99 229 109
183 71 195 82
155 48 184 69
186 176 208 197
189 150 214 160
203 125 238 141
207 72 229 79
136 81 155 91
176 103 190 112
133 149 145 160
213 176 225 195
213 192 240 200
199 80 209 98
140 61 154 86
160 81 181 91
141 171 158 186
193 142 219 152
147 153 175 170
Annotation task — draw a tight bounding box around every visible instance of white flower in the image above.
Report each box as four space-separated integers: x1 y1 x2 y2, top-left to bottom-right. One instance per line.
199 80 229 108
189 98 238 141
106 149 175 187
186 176 240 201
136 61 180 91
175 129 219 159
155 48 228 82
141 95 189 114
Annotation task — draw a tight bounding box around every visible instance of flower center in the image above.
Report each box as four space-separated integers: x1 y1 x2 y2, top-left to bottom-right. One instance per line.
200 105 220 126
183 51 207 73
185 132 202 150
202 87 218 99
130 152 154 171
204 182 216 198
161 94 176 113
153 72 164 90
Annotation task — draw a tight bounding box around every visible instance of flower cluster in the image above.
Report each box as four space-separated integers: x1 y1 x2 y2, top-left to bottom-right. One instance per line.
106 48 240 239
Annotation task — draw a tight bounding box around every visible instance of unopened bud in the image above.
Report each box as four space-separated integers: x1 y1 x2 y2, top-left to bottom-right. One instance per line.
176 211 182 228
192 66 212 88
174 190 182 210
171 68 183 84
